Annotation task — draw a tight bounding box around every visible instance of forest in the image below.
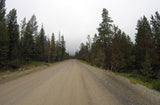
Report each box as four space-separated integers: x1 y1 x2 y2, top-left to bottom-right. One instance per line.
0 0 160 90
0 0 69 70
75 8 160 90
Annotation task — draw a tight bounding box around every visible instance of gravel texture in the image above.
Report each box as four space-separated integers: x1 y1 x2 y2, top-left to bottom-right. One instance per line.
0 59 159 105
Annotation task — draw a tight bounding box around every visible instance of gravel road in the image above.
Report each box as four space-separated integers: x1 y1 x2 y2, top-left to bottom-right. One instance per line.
0 59 160 105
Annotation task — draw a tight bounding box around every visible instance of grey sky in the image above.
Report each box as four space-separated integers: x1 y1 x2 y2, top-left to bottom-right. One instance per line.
6 0 160 55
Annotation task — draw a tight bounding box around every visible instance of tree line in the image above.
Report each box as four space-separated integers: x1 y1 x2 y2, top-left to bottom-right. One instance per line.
0 0 69 70
75 8 160 79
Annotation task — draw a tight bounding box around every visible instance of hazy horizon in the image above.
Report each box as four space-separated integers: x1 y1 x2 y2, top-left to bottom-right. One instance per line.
6 0 160 55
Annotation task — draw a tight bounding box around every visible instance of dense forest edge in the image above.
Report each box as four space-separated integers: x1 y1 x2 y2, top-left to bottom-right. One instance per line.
0 0 69 72
0 0 160 91
75 8 160 91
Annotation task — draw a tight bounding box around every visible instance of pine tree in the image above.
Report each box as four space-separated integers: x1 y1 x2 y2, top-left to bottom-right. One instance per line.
151 11 160 70
87 35 91 62
90 34 104 67
6 8 19 67
43 36 50 62
39 25 45 61
0 0 9 69
22 15 38 62
50 33 56 62
20 18 26 39
19 18 26 62
55 32 64 61
135 16 155 76
61 35 65 61
141 53 154 78
34 33 41 61
29 15 38 40
97 8 113 69
57 32 62 61
110 26 133 72
111 26 123 71
78 43 88 61
23 21 34 61
29 15 38 60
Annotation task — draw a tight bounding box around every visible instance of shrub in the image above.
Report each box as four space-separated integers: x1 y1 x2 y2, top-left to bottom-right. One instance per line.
152 80 160 91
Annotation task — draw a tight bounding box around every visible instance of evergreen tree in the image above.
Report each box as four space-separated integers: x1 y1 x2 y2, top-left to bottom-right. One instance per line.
23 21 34 61
39 25 45 61
47 39 51 62
55 32 65 61
29 15 38 40
97 8 113 69
110 25 133 72
44 37 50 62
135 16 155 76
50 33 56 62
90 34 104 67
151 11 160 70
6 8 19 67
20 18 26 39
141 53 153 78
29 15 38 60
61 35 65 61
56 32 62 61
34 33 41 60
19 18 26 62
111 26 123 71
87 35 91 62
0 0 5 21
55 41 59 61
78 43 88 61
0 0 69 69
0 0 9 69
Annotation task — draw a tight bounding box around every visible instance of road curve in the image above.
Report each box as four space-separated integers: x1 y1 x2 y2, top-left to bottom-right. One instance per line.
0 59 160 105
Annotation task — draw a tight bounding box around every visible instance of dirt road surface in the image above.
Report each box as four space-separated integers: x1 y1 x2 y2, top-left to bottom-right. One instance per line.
0 60 160 105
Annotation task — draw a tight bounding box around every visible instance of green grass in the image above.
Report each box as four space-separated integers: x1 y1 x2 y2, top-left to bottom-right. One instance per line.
19 61 52 70
0 61 53 77
115 72 160 91
79 59 160 92
115 73 153 88
79 60 90 65
0 71 12 77
78 59 102 69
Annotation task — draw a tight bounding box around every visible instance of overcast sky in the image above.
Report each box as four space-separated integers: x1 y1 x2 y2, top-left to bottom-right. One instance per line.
6 0 160 55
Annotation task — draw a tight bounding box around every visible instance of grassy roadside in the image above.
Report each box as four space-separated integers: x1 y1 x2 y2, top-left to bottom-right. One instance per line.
79 60 102 69
115 72 152 88
79 59 160 92
0 61 53 77
114 72 160 92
